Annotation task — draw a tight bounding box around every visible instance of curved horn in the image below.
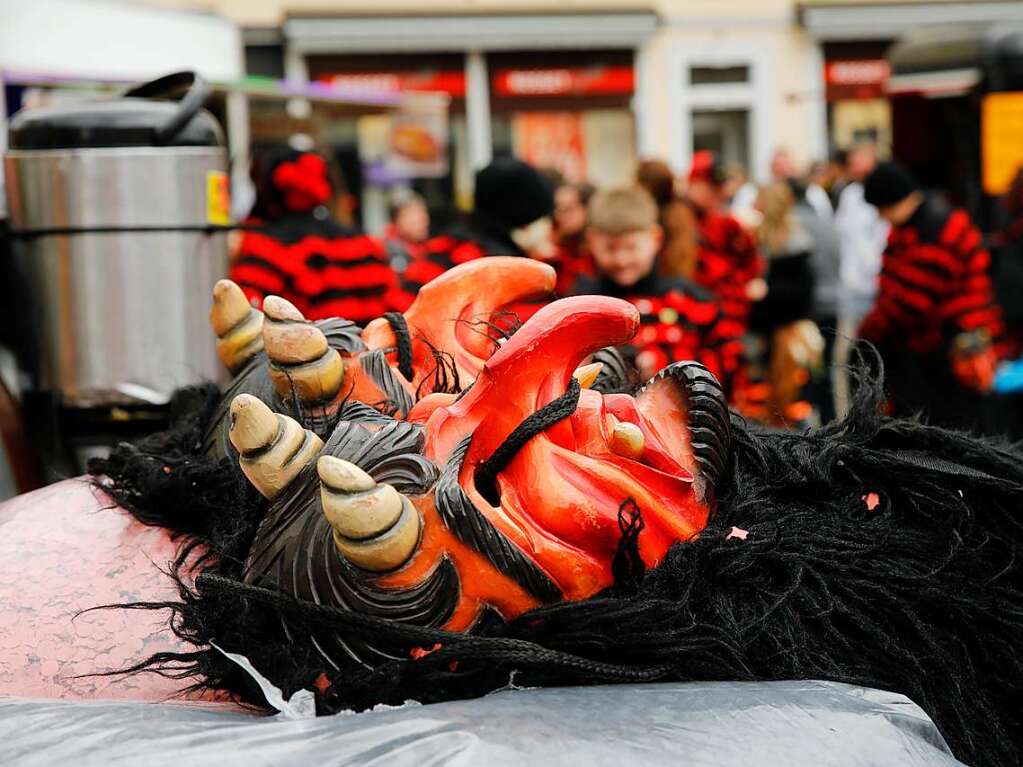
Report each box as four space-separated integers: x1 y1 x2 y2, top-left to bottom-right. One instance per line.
210 280 264 373
229 393 323 498
262 296 344 404
317 455 421 572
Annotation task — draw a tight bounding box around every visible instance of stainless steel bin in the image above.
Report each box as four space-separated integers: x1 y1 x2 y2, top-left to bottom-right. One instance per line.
4 72 228 406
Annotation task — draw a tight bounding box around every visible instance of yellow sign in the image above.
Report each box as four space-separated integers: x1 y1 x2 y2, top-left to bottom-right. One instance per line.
982 92 1023 196
206 170 230 225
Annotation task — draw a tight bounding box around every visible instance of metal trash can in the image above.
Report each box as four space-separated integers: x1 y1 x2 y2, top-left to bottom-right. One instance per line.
4 71 228 407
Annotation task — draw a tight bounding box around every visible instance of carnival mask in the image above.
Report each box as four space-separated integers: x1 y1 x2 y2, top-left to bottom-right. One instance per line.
224 294 730 665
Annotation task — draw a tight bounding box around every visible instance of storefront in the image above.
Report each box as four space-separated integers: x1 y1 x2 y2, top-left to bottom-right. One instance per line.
800 0 1023 155
279 11 656 230
821 43 893 153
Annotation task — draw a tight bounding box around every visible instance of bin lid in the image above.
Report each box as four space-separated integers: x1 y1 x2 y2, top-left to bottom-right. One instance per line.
8 99 224 151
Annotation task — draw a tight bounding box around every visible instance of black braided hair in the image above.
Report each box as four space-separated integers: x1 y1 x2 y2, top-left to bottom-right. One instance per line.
382 312 415 382
92 356 1023 767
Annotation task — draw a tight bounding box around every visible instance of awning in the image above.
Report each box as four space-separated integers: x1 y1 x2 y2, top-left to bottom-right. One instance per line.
885 24 1023 96
284 12 659 54
799 1 1023 42
886 68 982 97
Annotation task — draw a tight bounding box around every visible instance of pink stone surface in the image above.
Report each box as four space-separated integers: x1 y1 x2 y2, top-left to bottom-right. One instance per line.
0 478 209 702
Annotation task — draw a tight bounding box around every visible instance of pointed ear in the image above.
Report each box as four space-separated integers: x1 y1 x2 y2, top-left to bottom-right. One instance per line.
210 280 263 373
362 257 557 387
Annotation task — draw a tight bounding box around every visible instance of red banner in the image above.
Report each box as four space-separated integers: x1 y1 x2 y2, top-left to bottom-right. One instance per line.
824 59 889 101
494 66 634 97
326 71 466 97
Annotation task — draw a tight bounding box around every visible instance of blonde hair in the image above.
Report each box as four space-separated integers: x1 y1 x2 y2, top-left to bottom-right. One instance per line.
756 181 796 255
588 186 659 235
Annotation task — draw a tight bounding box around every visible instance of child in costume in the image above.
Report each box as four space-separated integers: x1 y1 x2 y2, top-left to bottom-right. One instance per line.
571 186 743 395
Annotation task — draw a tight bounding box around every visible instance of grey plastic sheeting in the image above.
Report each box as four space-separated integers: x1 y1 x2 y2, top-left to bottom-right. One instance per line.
0 681 964 767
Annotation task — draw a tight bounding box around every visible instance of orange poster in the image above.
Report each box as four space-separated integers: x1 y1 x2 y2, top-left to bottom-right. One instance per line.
512 112 587 183
982 92 1023 196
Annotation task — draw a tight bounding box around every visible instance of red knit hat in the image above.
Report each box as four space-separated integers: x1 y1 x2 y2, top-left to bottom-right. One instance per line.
271 152 333 213
687 150 725 186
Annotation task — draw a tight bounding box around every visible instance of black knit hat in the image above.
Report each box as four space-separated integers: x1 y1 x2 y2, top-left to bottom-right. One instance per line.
474 157 555 231
864 162 919 208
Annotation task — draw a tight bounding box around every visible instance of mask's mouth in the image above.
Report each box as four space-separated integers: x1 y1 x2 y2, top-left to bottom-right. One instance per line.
604 361 731 504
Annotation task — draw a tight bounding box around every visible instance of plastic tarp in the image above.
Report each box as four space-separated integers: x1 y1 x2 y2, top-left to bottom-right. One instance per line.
0 680 963 766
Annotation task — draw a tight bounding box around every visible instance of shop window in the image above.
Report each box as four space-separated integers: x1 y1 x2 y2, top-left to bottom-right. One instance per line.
689 66 750 86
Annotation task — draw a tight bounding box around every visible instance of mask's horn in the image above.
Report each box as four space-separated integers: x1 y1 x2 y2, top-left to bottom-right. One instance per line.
229 393 323 499
262 296 345 404
210 280 264 373
317 455 422 572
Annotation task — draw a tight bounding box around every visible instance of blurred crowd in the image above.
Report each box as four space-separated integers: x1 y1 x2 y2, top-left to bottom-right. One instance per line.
229 143 1023 434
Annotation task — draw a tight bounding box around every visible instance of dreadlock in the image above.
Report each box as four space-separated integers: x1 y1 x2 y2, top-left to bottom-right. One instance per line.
91 355 1023 767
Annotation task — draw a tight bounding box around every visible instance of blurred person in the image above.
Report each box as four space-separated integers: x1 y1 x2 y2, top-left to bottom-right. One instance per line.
571 186 742 393
230 149 401 326
832 144 888 416
745 182 822 427
792 172 843 424
383 191 430 276
399 157 555 318
823 148 849 207
636 159 700 279
722 164 750 205
859 162 1003 429
770 148 833 220
731 148 798 221
685 150 764 337
550 180 597 295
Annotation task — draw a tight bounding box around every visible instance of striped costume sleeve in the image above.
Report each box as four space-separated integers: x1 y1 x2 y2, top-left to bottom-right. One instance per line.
667 289 742 397
300 235 402 326
229 232 295 308
858 230 939 345
397 236 486 307
938 211 1003 341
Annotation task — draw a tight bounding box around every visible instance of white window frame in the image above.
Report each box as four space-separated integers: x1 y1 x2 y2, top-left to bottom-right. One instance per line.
668 42 773 182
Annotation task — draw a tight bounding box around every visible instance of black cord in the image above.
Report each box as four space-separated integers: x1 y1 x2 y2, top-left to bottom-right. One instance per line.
195 572 671 682
383 312 415 382
474 377 581 505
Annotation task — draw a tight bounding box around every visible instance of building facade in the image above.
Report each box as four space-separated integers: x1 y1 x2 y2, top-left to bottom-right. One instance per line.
142 0 1023 224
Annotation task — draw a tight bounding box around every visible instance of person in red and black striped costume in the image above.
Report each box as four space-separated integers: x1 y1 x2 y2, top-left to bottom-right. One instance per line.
399 157 556 321
859 162 1003 428
230 149 403 326
685 151 764 338
571 186 743 396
